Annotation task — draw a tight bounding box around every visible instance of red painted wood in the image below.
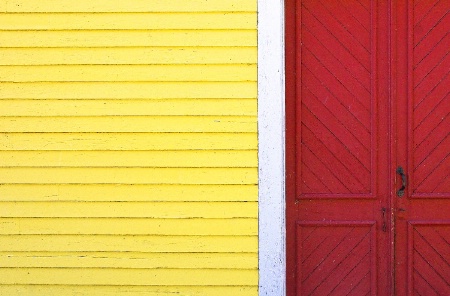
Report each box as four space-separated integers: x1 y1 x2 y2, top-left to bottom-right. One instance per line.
286 0 449 295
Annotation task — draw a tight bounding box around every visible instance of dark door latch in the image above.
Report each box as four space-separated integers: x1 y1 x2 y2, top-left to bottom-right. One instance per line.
396 166 407 197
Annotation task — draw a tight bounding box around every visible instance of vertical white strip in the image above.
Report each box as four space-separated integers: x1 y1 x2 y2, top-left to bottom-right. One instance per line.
258 0 286 295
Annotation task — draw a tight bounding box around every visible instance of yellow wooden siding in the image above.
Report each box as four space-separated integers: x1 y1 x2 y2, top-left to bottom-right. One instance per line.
0 0 257 294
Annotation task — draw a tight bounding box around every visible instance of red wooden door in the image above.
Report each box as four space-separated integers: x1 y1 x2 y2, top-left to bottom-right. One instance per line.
394 1 450 295
285 0 450 295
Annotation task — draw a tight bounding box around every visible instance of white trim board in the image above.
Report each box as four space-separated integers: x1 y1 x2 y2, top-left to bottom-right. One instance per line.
257 0 286 295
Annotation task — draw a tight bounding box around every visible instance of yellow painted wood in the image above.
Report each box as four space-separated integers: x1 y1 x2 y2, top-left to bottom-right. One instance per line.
0 168 257 184
0 99 257 116
0 218 257 235
0 268 257 286
0 184 258 202
0 65 256 82
0 133 257 150
0 82 257 99
0 116 256 132
2 0 256 12
0 235 257 252
0 47 257 65
0 151 257 167
0 202 257 218
0 30 256 47
0 252 257 269
0 285 258 296
0 13 257 30
0 0 258 292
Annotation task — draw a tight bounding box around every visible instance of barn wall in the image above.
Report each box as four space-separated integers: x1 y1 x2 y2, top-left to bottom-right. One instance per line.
0 1 257 294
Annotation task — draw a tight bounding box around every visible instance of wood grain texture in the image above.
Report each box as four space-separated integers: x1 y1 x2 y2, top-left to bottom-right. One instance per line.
0 235 257 252
0 99 257 116
0 252 257 268
0 202 258 218
0 268 257 286
0 65 256 82
0 82 257 99
0 218 257 235
0 286 258 296
0 133 257 150
1 0 256 12
0 13 257 30
0 48 257 65
0 184 258 202
0 167 257 184
0 0 258 293
0 30 256 47
0 116 256 132
0 151 257 167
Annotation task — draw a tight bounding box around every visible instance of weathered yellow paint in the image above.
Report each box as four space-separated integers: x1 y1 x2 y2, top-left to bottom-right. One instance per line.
0 236 257 252
2 0 256 12
0 116 256 132
0 286 258 296
0 0 257 293
0 168 257 184
0 202 258 218
0 268 258 285
0 99 257 116
0 13 257 30
0 184 258 202
0 48 257 65
0 218 257 235
0 65 256 82
0 30 256 47
0 151 257 167
0 82 257 99
0 133 257 150
0 252 257 268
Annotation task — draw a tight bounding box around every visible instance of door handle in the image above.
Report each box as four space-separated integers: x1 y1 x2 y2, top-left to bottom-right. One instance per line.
396 166 407 197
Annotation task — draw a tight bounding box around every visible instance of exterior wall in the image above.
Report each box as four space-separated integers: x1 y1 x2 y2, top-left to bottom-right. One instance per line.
0 1 258 294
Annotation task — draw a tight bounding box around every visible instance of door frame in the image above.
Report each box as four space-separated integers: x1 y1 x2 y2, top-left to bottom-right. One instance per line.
257 0 286 295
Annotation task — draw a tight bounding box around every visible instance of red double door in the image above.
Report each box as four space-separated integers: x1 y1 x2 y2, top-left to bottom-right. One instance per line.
286 0 449 295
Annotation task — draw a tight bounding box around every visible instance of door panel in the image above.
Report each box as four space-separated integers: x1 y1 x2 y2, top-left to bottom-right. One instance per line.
299 0 374 195
395 1 450 295
288 0 391 295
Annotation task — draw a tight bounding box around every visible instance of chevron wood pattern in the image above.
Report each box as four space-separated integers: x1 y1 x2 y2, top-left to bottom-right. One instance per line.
412 224 450 295
300 0 373 195
297 224 374 296
412 0 449 195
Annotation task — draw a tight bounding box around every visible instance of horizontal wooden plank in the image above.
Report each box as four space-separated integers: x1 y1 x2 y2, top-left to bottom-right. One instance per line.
0 268 257 286
0 82 257 99
0 99 257 116
0 252 257 269
0 48 257 65
0 218 257 235
0 235 257 252
0 116 257 132
0 65 256 82
0 30 256 47
0 151 257 167
0 13 256 30
1 0 256 12
0 133 257 150
0 285 258 296
0 202 257 218
0 168 257 184
0 184 258 202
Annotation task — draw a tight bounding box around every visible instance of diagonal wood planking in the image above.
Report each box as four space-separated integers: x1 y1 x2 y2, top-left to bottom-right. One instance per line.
413 1 449 194
413 225 450 295
300 0 372 194
298 225 373 296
